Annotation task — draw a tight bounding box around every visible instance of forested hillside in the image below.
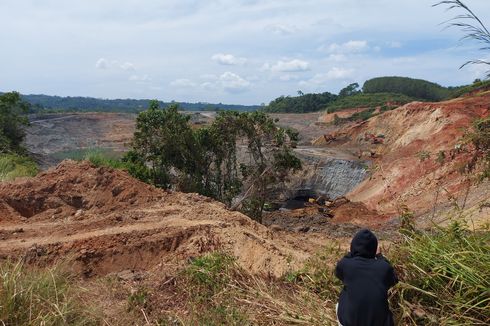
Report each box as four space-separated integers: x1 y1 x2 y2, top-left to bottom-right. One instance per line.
5 93 260 113
263 76 480 113
362 76 458 101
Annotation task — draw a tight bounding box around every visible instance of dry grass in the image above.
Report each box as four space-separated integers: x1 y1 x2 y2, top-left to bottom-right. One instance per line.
0 261 101 325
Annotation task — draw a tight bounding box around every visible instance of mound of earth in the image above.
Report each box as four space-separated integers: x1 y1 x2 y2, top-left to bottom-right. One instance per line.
0 160 160 223
0 161 328 278
340 93 490 224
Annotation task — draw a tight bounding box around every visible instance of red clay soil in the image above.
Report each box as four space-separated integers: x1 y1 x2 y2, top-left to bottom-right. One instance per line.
0 161 331 278
341 93 490 223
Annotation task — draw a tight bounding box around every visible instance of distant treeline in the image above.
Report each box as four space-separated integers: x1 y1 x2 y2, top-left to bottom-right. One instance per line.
5 93 260 113
264 76 483 113
264 92 337 113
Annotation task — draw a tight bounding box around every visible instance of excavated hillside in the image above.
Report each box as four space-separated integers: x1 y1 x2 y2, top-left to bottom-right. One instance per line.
317 93 490 225
0 161 332 278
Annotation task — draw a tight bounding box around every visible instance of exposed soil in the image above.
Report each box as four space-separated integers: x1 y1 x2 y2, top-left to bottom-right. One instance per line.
263 198 396 239
0 161 333 278
313 93 490 225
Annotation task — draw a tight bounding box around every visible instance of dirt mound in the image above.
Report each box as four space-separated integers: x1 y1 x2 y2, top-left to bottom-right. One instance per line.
0 160 162 223
340 93 490 223
0 161 328 278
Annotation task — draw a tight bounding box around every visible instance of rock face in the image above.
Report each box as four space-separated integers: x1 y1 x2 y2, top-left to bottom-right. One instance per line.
288 158 369 200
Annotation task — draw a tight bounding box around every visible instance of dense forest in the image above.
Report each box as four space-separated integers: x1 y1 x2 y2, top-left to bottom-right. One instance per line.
362 76 458 101
5 93 260 113
263 92 337 113
263 76 485 113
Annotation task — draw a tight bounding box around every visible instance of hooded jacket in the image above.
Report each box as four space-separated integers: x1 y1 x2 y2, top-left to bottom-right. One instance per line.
335 229 398 326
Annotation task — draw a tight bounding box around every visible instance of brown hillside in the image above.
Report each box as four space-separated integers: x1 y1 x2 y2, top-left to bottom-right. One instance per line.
0 161 328 278
342 94 490 223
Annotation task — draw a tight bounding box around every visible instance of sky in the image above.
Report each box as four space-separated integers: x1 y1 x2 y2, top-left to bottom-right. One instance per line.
1 0 490 105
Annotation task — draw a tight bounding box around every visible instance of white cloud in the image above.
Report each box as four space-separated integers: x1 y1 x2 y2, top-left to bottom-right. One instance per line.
264 59 310 72
327 54 347 62
211 53 247 65
279 74 300 81
96 58 136 71
387 41 402 48
266 23 298 35
129 74 151 82
120 62 135 71
170 78 196 87
219 72 251 93
324 40 369 54
299 67 354 87
95 58 109 69
199 72 251 93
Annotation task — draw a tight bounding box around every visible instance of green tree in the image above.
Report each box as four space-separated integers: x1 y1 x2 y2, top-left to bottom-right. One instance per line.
0 92 30 154
129 102 301 222
130 101 196 188
234 111 302 221
339 83 361 97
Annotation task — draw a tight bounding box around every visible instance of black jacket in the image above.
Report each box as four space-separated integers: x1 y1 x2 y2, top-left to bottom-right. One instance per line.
335 229 398 326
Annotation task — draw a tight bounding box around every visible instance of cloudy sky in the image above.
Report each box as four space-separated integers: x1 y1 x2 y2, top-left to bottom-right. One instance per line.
1 0 490 105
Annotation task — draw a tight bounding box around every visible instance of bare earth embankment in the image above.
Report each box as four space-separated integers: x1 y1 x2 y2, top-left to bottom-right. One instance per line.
0 161 332 278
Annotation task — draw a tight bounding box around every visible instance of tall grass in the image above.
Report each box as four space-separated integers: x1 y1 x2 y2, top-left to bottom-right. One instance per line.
0 261 100 325
0 154 38 182
81 148 127 169
392 223 490 325
123 252 337 325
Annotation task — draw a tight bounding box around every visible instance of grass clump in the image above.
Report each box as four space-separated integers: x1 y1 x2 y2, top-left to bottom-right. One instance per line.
0 261 100 325
0 154 38 182
392 223 490 325
82 148 127 169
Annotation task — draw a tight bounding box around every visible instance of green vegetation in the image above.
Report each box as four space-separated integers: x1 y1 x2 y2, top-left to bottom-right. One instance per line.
264 91 337 113
0 154 38 181
0 261 100 325
139 251 336 325
0 92 38 182
129 101 301 222
392 224 490 325
463 117 490 180
416 150 431 162
0 92 30 154
451 79 490 98
14 93 259 113
326 93 414 113
51 147 121 162
363 76 454 101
